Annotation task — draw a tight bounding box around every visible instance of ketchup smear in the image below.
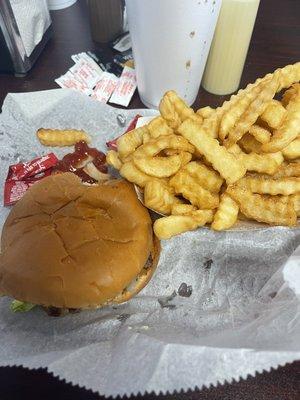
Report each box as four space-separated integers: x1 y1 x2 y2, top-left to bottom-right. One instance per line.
54 141 107 184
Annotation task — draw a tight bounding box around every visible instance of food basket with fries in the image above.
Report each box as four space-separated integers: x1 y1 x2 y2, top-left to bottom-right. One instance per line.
0 63 300 397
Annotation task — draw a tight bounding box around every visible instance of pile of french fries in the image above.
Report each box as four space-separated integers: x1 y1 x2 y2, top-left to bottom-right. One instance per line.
107 62 300 239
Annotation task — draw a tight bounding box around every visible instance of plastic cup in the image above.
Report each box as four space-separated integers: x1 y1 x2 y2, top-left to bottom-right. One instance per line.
125 0 221 108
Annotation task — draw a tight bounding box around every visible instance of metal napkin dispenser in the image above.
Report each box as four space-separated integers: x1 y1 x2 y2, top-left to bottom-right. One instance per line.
0 0 52 76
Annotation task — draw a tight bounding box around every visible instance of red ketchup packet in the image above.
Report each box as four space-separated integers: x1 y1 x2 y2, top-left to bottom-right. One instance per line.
4 153 58 206
106 114 141 150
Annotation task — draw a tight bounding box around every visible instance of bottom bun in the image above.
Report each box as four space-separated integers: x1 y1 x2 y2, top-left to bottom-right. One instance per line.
111 234 160 305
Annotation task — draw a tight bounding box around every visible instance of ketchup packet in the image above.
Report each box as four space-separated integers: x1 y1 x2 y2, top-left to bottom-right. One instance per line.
4 153 58 206
106 114 141 150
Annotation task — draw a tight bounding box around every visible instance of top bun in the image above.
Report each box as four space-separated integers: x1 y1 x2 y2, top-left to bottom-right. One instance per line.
0 173 158 308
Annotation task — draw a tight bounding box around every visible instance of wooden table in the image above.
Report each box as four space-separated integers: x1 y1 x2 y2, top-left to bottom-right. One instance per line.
0 1 299 399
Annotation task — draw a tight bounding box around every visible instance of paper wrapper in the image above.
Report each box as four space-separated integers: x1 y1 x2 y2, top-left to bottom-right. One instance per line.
0 89 300 397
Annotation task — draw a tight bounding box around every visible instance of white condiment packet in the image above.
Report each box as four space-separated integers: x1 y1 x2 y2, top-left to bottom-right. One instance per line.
71 52 104 76
109 66 137 107
71 53 83 63
71 52 90 63
69 59 103 89
91 72 119 103
55 71 93 96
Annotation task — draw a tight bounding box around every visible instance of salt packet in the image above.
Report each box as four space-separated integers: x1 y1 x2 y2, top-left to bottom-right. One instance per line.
56 52 135 106
55 71 93 96
109 66 137 107
69 59 103 89
71 52 104 76
69 54 121 104
91 72 119 103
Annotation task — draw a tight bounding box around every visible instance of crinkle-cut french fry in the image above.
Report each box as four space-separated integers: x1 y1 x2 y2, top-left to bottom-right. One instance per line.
160 98 219 140
185 210 214 223
133 152 192 178
225 77 279 147
165 90 191 118
171 204 197 215
282 137 300 160
275 62 300 92
191 110 220 139
119 161 153 188
170 170 219 209
159 90 202 129
159 91 181 129
248 124 271 144
163 148 181 156
290 193 300 216
282 83 300 107
211 193 239 231
217 76 270 142
196 106 215 119
227 144 243 155
238 133 263 154
189 113 205 125
239 152 283 175
260 100 287 130
227 186 296 226
142 131 152 144
237 176 300 195
106 150 122 170
134 134 194 158
147 116 174 139
183 161 224 193
273 162 300 178
117 126 149 159
217 62 300 144
178 119 246 184
268 152 284 166
238 212 251 221
262 87 300 153
37 129 91 147
144 179 182 215
219 82 267 142
153 210 214 239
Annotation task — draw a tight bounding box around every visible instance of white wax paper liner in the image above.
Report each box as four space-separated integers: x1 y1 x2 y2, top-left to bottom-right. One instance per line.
0 89 299 397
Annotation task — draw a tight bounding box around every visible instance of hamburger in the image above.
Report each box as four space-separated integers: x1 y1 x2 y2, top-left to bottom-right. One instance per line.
0 173 160 314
